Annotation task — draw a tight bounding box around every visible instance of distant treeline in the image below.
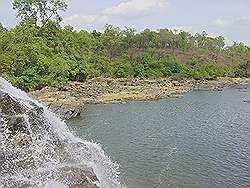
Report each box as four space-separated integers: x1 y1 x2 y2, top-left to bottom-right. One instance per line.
0 20 249 91
0 0 250 91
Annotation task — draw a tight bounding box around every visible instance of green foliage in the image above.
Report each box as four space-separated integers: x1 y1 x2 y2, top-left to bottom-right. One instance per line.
184 60 238 80
0 14 249 91
114 61 132 78
235 61 250 77
163 59 183 76
86 54 113 78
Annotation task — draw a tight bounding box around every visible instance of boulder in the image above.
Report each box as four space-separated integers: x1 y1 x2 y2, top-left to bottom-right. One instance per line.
0 92 24 115
58 166 98 188
51 106 82 120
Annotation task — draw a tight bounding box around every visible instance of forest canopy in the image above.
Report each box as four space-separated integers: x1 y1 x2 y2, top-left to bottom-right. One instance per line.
0 0 249 91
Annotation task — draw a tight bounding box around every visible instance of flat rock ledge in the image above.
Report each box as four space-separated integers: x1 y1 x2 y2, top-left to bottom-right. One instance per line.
30 77 250 119
30 87 86 120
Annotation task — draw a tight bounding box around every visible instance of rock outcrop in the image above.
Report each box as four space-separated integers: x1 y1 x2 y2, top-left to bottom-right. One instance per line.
31 87 85 120
30 77 250 118
0 89 98 188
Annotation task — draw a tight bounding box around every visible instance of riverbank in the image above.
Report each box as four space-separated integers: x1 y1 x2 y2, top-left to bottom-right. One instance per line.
30 77 250 119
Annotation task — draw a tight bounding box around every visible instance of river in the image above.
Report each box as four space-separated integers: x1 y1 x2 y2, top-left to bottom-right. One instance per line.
68 85 250 188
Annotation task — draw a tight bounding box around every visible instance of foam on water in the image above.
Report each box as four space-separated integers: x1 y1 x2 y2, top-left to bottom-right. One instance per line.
0 77 122 188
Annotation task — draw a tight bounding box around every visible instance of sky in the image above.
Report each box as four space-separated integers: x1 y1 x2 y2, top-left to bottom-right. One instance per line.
0 0 250 45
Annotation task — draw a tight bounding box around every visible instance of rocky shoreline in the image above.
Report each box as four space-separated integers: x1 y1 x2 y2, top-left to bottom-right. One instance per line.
30 77 250 119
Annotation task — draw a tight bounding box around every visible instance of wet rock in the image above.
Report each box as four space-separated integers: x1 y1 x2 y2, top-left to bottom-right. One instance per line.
0 92 24 115
30 106 44 115
30 88 84 120
239 89 250 92
214 87 223 91
58 166 98 188
0 93 31 136
5 116 29 135
52 106 82 120
0 89 99 188
243 99 250 103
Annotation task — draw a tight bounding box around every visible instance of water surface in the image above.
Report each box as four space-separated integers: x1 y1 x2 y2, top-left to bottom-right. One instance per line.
68 86 250 188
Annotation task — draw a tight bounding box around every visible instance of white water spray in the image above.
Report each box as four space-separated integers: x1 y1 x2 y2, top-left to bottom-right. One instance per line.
0 77 122 188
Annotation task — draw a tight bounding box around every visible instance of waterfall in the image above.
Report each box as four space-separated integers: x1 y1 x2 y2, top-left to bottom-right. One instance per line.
0 77 122 188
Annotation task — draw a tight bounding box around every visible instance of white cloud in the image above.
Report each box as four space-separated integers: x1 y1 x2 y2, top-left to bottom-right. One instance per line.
103 0 168 18
63 0 168 30
64 14 109 30
211 14 250 28
207 14 250 44
211 19 229 27
169 26 194 33
64 14 108 25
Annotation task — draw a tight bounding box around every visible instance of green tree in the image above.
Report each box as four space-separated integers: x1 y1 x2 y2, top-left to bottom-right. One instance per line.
159 29 179 55
226 42 248 63
101 25 123 61
13 0 67 26
159 29 175 48
178 31 191 51
235 61 250 77
134 29 159 49
0 22 4 30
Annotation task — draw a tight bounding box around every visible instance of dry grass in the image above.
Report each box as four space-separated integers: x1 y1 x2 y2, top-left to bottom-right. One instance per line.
96 91 144 103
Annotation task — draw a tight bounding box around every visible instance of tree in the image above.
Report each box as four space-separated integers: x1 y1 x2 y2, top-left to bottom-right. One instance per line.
159 29 174 48
159 29 179 56
226 42 248 63
121 27 136 49
101 24 123 61
0 22 7 33
13 0 67 27
0 22 4 29
235 61 250 77
134 29 159 49
214 36 225 50
178 31 192 51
